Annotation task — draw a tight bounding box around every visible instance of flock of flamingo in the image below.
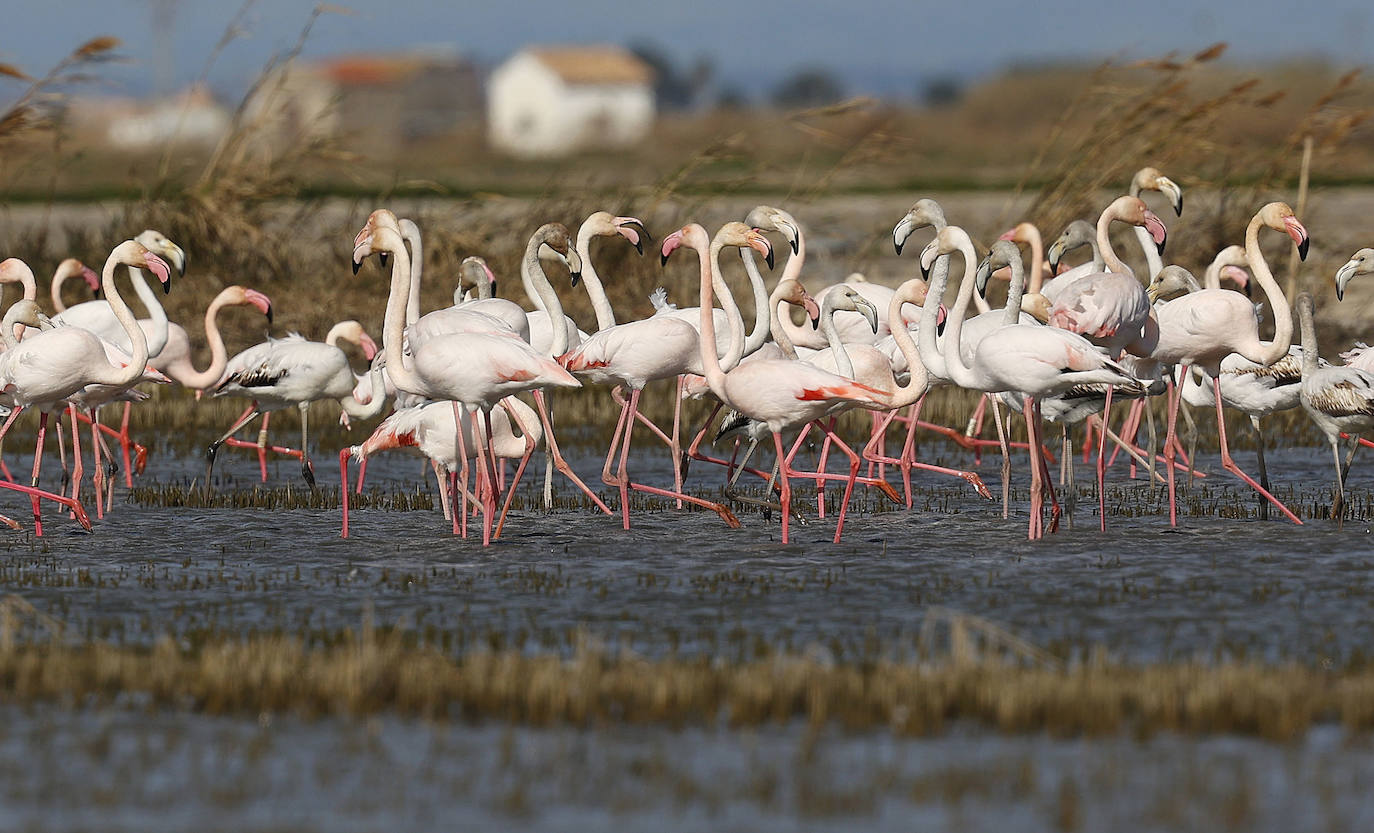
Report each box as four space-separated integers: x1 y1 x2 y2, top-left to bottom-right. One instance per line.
2 167 1374 545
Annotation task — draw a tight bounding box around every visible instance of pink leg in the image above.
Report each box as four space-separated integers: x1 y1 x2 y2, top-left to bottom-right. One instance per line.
817 421 864 543
862 404 992 504
1163 371 1183 526
355 456 369 494
30 412 47 536
496 400 539 538
815 417 835 519
452 402 469 538
1023 396 1042 540
68 406 85 514
773 432 793 544
619 389 739 528
1212 376 1301 525
534 390 612 515
118 402 133 487
670 377 684 508
1096 386 1113 532
90 409 104 520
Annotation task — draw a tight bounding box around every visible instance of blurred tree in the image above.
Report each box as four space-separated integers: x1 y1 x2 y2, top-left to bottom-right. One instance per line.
772 68 844 108
628 42 713 110
922 76 963 108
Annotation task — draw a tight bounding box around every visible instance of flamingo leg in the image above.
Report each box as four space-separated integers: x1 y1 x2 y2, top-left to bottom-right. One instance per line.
496 398 538 538
298 402 316 488
452 401 469 538
680 400 724 479
1096 385 1113 532
90 408 105 520
533 390 612 515
1331 439 1346 521
206 405 262 487
602 389 634 528
471 410 493 546
861 404 992 502
1022 396 1041 540
1211 375 1301 524
1163 371 1183 526
620 388 740 528
815 417 835 519
1034 400 1060 534
670 378 684 508
994 398 1011 520
434 460 452 522
118 402 133 486
541 393 556 510
773 431 793 544
816 422 863 543
899 398 926 508
339 449 351 538
30 412 48 536
1252 415 1270 521
1062 425 1075 529
257 412 272 482
356 456 369 494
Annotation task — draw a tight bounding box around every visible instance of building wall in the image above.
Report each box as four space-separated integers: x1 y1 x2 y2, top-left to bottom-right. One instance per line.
488 52 654 158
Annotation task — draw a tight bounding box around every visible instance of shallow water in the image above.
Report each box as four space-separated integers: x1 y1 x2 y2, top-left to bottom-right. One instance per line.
3 437 1374 831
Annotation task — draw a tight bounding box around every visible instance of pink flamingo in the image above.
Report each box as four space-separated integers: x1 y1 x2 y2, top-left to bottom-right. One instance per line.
919 230 1141 540
665 222 888 544
47 258 102 313
1151 202 1307 526
352 215 602 545
0 240 171 534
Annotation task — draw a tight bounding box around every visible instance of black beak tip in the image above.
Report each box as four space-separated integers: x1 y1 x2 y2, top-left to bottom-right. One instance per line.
352 259 362 275
936 319 947 337
1174 196 1183 217
920 264 930 281
1299 238 1310 261
379 252 390 269
162 278 171 295
265 306 274 324
894 241 904 256
789 239 799 255
570 271 582 287
765 251 775 270
660 253 670 267
810 315 821 330
632 240 643 256
1336 287 1344 302
1156 240 1167 256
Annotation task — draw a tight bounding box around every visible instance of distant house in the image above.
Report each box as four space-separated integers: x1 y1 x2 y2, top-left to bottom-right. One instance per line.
250 50 481 149
68 85 230 150
487 45 655 158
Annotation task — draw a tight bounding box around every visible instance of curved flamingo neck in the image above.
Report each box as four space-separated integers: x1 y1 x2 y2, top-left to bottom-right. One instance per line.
1298 296 1318 375
764 226 813 347
2 261 37 342
521 232 570 356
709 237 746 370
49 264 69 313
178 293 237 390
1096 204 1129 275
575 227 617 331
767 284 800 360
123 265 169 358
886 282 929 407
1022 225 1044 296
378 229 424 396
1002 254 1027 327
1128 182 1165 279
403 225 423 326
1244 212 1294 366
818 295 854 378
735 248 772 356
917 260 950 383
692 229 734 400
99 248 151 388
937 234 983 390
341 361 388 419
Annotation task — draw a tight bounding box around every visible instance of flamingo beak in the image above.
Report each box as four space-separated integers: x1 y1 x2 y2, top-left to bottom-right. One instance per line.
1220 265 1251 298
804 296 821 328
997 228 1017 242
482 262 498 295
893 214 914 255
919 239 939 280
359 332 379 361
975 256 993 297
747 231 774 270
167 243 187 277
1335 259 1359 301
352 239 374 275
1047 239 1064 273
936 304 948 336
1159 177 1183 216
615 217 648 255
245 289 274 323
81 265 100 293
1284 216 1309 261
777 220 800 255
856 297 879 334
660 230 684 266
143 252 172 293
1142 209 1167 255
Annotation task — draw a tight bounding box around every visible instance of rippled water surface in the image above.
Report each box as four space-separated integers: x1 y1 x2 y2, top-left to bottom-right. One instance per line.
3 439 1373 831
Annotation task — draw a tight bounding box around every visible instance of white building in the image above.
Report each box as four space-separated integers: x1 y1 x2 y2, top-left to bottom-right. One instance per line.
488 45 655 158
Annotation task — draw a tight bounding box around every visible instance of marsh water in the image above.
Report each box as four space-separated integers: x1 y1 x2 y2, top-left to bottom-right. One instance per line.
4 435 1374 832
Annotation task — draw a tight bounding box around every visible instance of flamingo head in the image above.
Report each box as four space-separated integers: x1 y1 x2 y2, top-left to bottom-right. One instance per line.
1047 219 1094 273
358 332 379 361
1133 166 1184 216
1335 247 1374 302
1146 265 1202 304
776 279 821 328
892 199 946 255
537 223 582 286
1258 202 1310 261
712 222 773 270
1020 293 1050 324
239 287 274 322
745 205 801 255
613 216 649 254
975 240 1023 298
460 256 497 298
134 230 187 283
0 258 34 290
352 209 400 273
1220 265 1252 297
829 285 880 334
141 250 172 293
919 225 967 280
745 228 774 270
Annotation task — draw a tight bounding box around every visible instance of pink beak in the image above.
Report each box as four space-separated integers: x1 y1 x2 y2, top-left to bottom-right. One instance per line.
143 253 171 289
997 228 1017 242
80 265 100 291
1283 215 1309 260
244 288 273 320
803 296 821 327
660 230 685 263
359 332 379 361
1142 210 1168 249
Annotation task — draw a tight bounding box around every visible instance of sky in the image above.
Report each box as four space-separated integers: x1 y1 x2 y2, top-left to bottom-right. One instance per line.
2 0 1372 101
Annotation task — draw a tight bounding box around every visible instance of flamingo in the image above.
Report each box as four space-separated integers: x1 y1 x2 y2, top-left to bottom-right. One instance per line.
0 240 171 534
46 258 102 313
560 223 765 530
1296 292 1374 519
341 395 542 537
52 229 187 484
207 321 384 487
918 229 1141 540
154 286 275 391
665 222 888 544
352 215 602 546
1150 202 1308 526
